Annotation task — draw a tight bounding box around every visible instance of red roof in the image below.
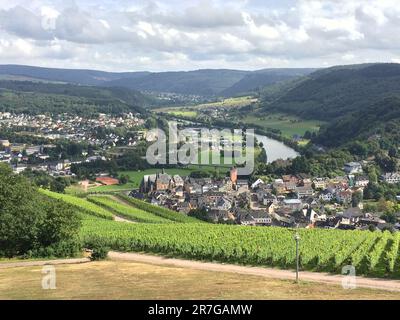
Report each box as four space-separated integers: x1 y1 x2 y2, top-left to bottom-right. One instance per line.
95 177 119 185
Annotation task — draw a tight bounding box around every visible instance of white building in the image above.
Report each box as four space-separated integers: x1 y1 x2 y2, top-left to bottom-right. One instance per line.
381 172 400 184
344 162 363 174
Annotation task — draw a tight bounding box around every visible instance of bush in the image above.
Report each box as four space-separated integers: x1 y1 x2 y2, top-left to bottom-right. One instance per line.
87 238 110 261
0 164 82 258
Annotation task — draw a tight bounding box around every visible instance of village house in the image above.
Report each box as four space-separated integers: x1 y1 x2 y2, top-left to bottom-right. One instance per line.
273 179 286 194
295 185 314 198
336 189 353 204
381 172 400 184
344 162 363 174
0 139 10 148
251 178 264 189
319 189 334 202
236 179 249 193
282 175 299 184
313 177 328 189
236 209 272 226
296 173 312 185
354 175 370 188
283 198 303 211
339 207 365 225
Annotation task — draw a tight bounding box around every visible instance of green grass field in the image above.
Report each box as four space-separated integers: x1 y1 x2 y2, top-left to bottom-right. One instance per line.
155 96 257 113
240 113 324 138
168 110 198 118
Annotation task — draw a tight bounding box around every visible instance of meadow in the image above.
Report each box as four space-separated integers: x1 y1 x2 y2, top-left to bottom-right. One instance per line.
239 113 324 138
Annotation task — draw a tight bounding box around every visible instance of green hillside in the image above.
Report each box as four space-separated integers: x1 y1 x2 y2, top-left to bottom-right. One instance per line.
0 80 150 115
261 63 400 121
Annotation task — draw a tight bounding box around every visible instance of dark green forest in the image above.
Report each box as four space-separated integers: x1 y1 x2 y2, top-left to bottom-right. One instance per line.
0 81 151 115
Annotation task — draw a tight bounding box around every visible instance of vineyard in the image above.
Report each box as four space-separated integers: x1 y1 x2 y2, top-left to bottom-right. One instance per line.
117 194 201 223
81 214 400 278
87 195 173 224
40 189 114 220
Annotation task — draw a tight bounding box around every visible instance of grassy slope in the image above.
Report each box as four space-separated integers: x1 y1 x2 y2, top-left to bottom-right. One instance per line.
87 195 172 224
39 189 114 220
1 260 398 300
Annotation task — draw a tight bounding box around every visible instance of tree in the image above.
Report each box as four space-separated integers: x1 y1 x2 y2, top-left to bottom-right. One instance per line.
188 208 213 223
380 212 397 224
367 166 378 184
352 191 363 208
119 174 129 185
0 164 81 258
50 177 67 193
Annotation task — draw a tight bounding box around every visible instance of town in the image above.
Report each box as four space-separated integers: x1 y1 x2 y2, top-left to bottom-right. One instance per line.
0 112 146 176
133 164 400 231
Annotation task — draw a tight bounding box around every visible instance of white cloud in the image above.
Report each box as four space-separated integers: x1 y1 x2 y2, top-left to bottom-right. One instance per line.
0 0 399 71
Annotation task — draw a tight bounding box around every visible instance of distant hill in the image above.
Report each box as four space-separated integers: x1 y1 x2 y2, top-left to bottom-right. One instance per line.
220 68 316 97
0 80 150 115
103 69 248 96
256 63 400 147
0 65 148 86
261 63 400 121
0 65 316 97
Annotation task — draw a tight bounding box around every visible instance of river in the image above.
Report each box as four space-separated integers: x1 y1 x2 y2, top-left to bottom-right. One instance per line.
254 133 299 163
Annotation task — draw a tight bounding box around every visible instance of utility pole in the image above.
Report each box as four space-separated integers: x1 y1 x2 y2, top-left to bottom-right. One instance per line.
294 232 301 283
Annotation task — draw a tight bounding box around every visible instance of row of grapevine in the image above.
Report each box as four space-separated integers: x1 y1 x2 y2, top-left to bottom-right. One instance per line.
40 189 114 220
362 232 390 275
80 215 400 277
117 194 201 223
87 195 172 224
385 233 400 273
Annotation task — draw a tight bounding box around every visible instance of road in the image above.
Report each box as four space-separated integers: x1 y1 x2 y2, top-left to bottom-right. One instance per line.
108 251 400 292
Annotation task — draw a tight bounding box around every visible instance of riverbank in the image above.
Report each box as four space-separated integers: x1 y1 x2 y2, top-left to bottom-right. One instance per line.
160 112 301 162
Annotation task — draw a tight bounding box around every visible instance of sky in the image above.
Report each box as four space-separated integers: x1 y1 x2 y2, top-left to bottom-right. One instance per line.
0 0 400 72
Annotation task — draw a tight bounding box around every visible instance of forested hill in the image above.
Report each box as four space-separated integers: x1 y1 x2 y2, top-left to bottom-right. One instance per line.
0 64 149 86
0 81 150 115
261 63 400 121
220 68 316 97
315 96 400 147
254 63 400 148
103 69 248 96
0 65 315 97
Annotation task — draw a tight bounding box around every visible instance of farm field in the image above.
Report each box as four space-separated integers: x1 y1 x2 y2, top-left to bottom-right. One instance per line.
80 214 400 279
167 110 198 118
239 113 324 138
155 96 257 113
1 260 399 300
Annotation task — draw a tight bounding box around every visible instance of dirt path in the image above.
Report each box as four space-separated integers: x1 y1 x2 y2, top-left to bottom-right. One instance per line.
108 251 400 292
105 195 136 223
0 257 90 269
113 214 136 223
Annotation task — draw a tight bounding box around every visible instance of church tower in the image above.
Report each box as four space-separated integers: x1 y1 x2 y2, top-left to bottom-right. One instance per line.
230 167 238 185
